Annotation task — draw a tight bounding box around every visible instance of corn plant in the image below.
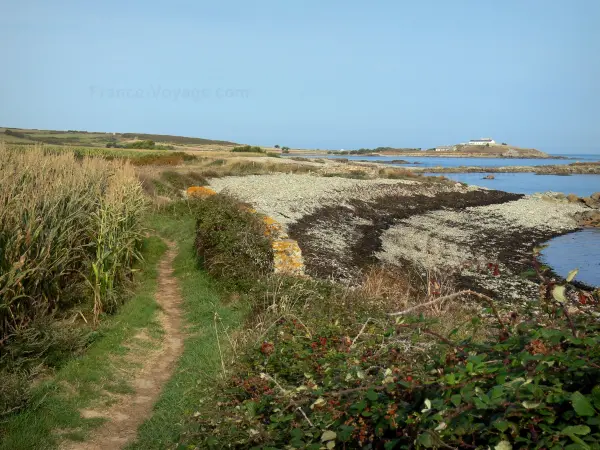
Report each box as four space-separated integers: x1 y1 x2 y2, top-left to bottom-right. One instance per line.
0 143 145 338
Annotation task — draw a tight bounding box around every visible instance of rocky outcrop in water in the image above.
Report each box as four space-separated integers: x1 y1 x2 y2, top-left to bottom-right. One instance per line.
565 192 600 227
576 211 600 227
413 163 600 175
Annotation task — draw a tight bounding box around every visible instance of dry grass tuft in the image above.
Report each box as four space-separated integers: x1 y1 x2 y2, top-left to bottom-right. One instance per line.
353 264 482 337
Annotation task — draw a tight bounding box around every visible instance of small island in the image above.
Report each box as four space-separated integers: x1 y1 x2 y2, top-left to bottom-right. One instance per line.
327 138 552 159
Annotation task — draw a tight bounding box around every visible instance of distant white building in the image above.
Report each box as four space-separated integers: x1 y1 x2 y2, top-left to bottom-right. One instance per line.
434 145 454 152
468 138 496 146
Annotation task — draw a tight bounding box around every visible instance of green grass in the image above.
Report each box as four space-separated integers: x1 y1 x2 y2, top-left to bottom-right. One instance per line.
1 127 238 148
127 207 246 449
0 237 167 450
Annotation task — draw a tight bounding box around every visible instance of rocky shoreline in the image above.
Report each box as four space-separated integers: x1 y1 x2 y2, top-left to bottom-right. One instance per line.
209 173 597 298
411 162 600 174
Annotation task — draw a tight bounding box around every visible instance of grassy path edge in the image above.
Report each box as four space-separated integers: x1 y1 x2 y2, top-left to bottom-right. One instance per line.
127 210 246 449
0 237 167 450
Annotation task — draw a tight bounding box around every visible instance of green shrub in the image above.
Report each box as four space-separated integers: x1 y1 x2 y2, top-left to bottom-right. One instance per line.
194 195 273 288
223 161 261 175
129 152 197 166
156 171 209 195
161 171 191 190
186 171 209 185
1 313 92 373
207 159 226 166
186 292 600 449
379 167 418 179
231 145 265 153
124 139 156 149
0 370 30 416
199 169 221 179
4 129 28 139
266 152 281 158
151 179 174 197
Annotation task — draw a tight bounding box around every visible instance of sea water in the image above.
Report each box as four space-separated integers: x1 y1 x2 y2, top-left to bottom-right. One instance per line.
290 152 600 286
296 153 600 168
540 228 600 287
291 153 600 197
429 172 600 197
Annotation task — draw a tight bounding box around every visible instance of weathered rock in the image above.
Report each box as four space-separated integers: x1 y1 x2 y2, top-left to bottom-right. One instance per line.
272 239 305 276
567 193 579 203
263 215 285 238
592 192 600 201
576 210 600 227
582 197 598 208
483 174 495 180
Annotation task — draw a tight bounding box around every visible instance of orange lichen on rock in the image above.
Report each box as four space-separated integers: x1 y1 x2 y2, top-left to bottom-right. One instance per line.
186 186 217 198
272 239 305 276
263 216 284 238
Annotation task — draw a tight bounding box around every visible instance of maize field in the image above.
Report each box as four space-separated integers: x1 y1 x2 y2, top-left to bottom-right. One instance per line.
0 143 146 339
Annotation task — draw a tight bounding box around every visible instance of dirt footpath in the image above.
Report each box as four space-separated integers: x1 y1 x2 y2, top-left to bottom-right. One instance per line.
62 241 184 450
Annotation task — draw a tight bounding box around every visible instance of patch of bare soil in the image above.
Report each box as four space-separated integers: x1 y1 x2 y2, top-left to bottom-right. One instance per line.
61 241 184 450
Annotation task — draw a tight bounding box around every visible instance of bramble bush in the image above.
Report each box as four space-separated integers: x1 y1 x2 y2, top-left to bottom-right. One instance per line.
186 291 600 449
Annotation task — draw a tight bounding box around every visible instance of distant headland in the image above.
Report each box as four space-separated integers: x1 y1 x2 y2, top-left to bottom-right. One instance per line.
325 138 551 159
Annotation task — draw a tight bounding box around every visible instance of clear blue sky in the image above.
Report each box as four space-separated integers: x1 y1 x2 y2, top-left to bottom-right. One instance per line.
1 0 599 153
